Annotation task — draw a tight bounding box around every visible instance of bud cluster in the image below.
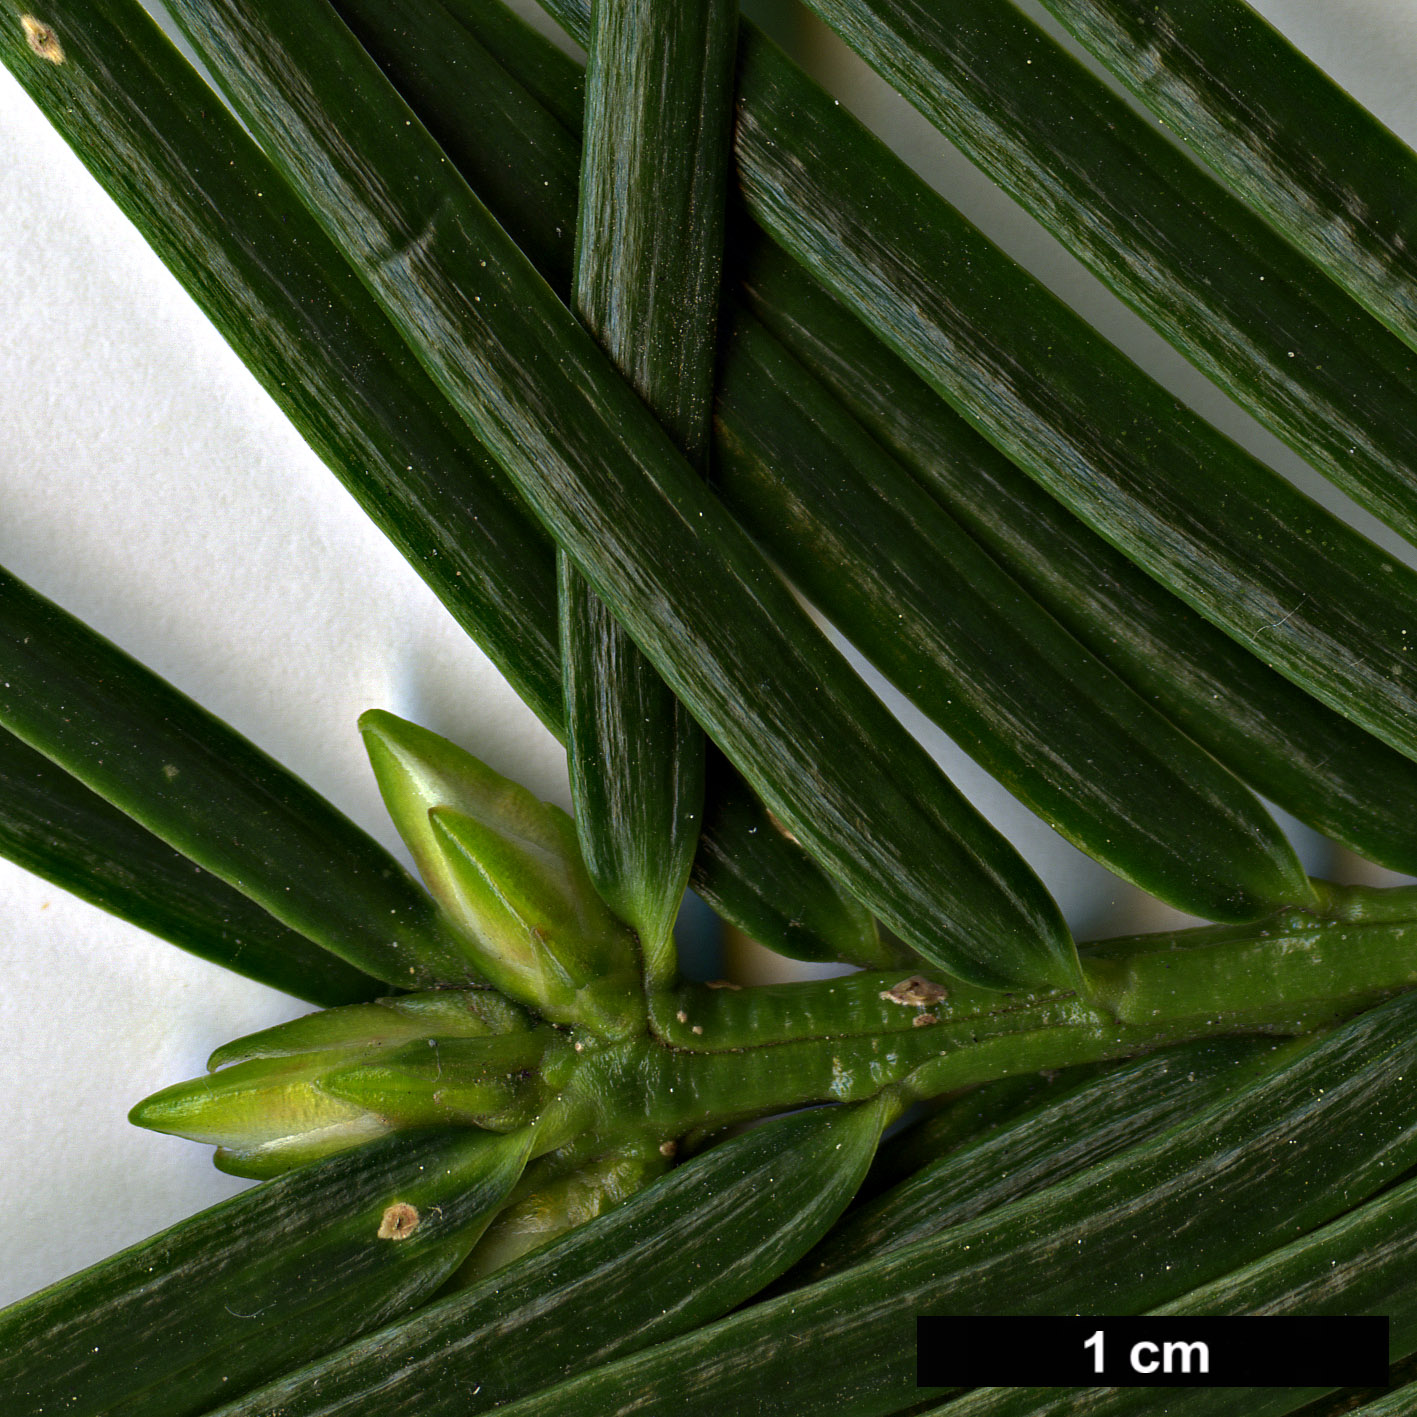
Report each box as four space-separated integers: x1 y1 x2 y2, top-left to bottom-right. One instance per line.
131 713 656 1178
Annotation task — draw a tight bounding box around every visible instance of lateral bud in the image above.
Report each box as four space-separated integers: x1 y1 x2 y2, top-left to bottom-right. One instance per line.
128 991 562 1177
360 710 645 1036
454 1142 670 1284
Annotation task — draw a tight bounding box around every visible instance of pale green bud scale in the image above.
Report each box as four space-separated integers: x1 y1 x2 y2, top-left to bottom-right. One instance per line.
360 710 645 1036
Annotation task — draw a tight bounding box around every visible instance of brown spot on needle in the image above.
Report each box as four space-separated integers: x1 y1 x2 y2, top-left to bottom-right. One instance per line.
377 1202 420 1241
21 15 64 64
880 975 949 1008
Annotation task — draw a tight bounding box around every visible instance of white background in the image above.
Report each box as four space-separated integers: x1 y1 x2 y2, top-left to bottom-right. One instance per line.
2 0 1417 1303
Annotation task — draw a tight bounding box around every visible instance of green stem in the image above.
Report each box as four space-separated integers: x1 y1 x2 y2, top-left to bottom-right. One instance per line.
417 990 1417 1417
561 883 1417 1144
131 884 1417 1167
643 883 1417 1129
1082 880 1417 1027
